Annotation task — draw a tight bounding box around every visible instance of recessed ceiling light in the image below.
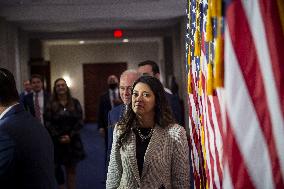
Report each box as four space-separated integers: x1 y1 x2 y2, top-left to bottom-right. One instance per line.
122 39 129 43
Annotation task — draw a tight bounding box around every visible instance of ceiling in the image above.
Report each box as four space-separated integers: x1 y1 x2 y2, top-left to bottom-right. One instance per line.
0 0 187 33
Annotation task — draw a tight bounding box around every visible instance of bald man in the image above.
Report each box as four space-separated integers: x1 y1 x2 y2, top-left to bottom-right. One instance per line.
106 70 139 164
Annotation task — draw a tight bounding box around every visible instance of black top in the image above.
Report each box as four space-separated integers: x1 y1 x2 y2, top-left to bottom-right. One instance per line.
44 98 85 165
135 128 152 177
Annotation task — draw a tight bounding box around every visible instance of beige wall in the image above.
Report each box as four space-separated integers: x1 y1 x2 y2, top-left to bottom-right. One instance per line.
18 30 30 88
48 41 161 116
0 17 30 92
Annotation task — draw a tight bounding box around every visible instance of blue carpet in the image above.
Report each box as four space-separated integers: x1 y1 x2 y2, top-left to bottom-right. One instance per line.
76 123 106 189
75 123 193 189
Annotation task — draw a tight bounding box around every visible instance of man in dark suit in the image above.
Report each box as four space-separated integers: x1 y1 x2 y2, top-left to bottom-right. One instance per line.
107 69 139 164
23 74 50 125
0 68 56 189
19 79 32 103
97 75 122 149
138 60 184 125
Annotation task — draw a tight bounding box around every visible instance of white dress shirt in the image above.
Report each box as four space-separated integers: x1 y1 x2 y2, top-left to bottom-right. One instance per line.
109 88 119 108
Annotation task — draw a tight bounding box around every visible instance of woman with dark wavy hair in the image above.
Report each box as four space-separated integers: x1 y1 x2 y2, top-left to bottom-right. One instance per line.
44 78 85 189
107 76 190 189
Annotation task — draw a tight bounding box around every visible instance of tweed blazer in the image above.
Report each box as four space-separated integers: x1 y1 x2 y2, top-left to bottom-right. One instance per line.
106 123 190 189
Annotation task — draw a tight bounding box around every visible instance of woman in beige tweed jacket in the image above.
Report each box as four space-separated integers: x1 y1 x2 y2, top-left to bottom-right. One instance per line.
106 76 190 189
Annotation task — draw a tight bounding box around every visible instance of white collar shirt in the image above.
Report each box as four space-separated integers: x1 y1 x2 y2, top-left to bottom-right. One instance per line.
0 103 19 119
109 88 119 108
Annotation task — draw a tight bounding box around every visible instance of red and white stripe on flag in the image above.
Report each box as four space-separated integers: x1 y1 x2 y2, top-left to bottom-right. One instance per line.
224 0 284 189
187 48 225 189
200 53 224 189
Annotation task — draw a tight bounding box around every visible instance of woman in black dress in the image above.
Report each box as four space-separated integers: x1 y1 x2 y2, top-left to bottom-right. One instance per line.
45 78 85 189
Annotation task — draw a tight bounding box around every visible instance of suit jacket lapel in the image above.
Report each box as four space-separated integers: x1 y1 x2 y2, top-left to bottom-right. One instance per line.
29 94 35 115
141 125 165 179
43 92 48 109
118 104 125 120
126 131 141 185
0 104 24 120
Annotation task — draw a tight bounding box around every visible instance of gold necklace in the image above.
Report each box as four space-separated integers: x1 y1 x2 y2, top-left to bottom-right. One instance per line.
136 128 153 142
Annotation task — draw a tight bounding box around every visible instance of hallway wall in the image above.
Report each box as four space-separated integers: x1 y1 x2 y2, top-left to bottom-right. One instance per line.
0 18 30 92
0 18 20 90
48 41 161 117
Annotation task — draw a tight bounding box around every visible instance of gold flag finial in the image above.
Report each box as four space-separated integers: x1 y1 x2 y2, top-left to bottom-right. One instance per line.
194 30 201 56
205 0 213 42
188 72 192 94
194 0 201 57
187 48 191 68
214 27 224 88
213 0 224 88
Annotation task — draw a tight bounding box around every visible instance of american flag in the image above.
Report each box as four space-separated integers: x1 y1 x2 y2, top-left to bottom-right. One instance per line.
186 0 224 188
186 0 284 188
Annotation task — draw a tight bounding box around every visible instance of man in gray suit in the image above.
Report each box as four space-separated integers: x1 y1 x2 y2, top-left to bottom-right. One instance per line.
0 68 56 189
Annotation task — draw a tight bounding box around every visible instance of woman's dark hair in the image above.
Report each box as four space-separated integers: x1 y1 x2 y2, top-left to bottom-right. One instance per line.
116 75 175 147
0 68 19 106
49 78 75 112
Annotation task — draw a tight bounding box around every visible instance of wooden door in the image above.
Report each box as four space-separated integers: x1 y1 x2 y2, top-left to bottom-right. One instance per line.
83 63 127 123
